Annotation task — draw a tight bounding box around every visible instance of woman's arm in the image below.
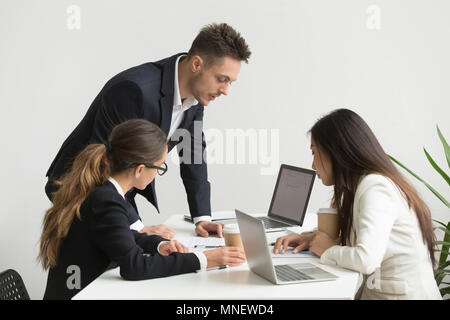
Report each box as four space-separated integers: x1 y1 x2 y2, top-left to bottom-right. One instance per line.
86 194 200 280
320 177 398 275
132 230 167 255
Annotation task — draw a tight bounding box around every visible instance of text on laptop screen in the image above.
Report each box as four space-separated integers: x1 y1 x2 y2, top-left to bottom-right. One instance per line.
269 168 314 222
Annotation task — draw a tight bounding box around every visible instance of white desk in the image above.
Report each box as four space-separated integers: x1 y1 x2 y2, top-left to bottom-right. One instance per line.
73 213 361 300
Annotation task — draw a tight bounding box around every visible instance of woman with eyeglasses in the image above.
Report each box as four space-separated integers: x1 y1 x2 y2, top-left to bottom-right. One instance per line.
38 119 246 300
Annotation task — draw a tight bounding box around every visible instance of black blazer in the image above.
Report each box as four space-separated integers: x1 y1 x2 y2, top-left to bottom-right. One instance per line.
45 53 211 220
43 181 200 300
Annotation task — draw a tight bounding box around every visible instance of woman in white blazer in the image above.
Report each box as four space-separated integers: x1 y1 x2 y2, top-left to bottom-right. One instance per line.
274 109 442 300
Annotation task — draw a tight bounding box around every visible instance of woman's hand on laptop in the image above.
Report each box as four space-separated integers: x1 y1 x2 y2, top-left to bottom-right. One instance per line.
203 247 246 268
273 232 315 254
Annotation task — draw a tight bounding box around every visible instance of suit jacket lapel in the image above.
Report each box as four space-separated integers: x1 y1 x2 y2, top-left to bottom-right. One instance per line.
158 53 186 136
159 95 173 136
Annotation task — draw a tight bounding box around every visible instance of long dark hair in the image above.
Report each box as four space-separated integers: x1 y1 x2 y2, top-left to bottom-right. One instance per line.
38 119 167 270
309 108 436 267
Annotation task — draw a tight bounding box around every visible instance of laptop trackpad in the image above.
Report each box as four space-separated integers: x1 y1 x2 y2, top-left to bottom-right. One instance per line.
291 263 337 279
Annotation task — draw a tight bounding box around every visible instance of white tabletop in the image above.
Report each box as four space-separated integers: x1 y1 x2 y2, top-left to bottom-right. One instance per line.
73 212 361 300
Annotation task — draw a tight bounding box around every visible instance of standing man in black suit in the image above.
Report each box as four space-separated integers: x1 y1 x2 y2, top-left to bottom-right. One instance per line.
45 23 251 238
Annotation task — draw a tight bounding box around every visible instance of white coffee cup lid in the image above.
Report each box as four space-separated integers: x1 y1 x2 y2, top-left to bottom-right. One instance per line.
223 223 240 234
317 208 338 214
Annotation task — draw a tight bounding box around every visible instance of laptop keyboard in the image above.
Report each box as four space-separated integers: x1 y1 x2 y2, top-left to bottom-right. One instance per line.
275 265 313 282
258 217 291 229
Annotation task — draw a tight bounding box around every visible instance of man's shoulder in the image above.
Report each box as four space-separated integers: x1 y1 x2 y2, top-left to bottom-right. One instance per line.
153 52 186 67
108 61 162 85
109 53 184 83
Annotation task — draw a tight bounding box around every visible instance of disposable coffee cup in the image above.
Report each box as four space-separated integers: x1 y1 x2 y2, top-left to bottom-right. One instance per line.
223 224 244 248
317 208 340 240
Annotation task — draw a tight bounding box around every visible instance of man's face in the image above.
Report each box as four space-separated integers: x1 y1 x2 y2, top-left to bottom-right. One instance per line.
189 56 241 106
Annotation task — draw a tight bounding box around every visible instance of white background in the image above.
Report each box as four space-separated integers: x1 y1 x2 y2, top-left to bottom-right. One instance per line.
0 0 449 299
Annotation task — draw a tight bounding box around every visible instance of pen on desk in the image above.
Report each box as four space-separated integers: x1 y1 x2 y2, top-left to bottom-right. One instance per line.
206 265 228 271
196 265 228 273
193 245 220 248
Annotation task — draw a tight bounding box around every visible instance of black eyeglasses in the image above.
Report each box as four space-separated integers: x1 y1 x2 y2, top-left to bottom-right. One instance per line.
128 162 168 176
145 162 168 176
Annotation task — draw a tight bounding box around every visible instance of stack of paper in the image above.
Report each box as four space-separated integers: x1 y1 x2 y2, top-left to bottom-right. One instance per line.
177 236 225 248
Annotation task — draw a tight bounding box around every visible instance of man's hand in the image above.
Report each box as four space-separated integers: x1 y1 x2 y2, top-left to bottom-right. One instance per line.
195 221 225 238
139 224 176 239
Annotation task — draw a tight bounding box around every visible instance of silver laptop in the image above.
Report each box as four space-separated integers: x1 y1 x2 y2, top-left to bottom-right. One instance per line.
258 164 316 231
235 209 338 285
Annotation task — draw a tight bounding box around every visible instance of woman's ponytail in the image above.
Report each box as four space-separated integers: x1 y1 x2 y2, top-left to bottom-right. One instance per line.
38 119 167 270
38 143 110 269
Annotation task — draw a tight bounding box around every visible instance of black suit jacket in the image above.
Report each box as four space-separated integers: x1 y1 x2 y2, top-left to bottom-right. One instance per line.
45 53 211 221
43 181 200 300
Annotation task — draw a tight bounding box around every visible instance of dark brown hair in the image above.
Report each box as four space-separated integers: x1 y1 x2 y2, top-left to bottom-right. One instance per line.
187 23 251 66
309 108 436 267
38 119 167 269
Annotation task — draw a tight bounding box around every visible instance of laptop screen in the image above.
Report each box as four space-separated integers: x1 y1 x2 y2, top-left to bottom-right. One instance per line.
268 165 316 226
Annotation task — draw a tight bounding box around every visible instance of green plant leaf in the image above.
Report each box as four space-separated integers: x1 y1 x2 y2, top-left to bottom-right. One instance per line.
437 261 450 271
440 286 450 297
424 147 450 186
434 220 448 228
389 155 450 208
437 125 450 169
435 268 449 283
439 222 450 267
436 270 446 285
435 268 449 275
436 226 450 236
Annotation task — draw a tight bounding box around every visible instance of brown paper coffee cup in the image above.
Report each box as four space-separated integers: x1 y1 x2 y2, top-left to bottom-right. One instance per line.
317 208 340 240
223 224 244 248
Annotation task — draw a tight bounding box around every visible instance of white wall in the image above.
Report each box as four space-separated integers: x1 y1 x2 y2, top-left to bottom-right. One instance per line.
0 0 449 299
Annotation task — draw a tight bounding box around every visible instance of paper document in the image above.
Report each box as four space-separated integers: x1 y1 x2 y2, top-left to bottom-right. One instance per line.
269 246 314 258
177 236 225 248
184 210 236 222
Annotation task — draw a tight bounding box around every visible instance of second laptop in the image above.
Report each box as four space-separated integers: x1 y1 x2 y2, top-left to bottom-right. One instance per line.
257 164 316 231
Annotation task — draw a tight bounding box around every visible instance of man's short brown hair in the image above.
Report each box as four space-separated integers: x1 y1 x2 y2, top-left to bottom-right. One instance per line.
188 23 251 66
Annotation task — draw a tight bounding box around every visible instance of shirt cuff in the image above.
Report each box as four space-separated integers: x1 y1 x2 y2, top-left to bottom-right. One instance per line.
192 252 207 271
157 241 169 254
193 216 212 225
130 219 145 232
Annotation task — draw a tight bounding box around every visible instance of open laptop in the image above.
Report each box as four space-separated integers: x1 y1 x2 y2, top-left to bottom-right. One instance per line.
235 209 338 285
258 164 316 231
